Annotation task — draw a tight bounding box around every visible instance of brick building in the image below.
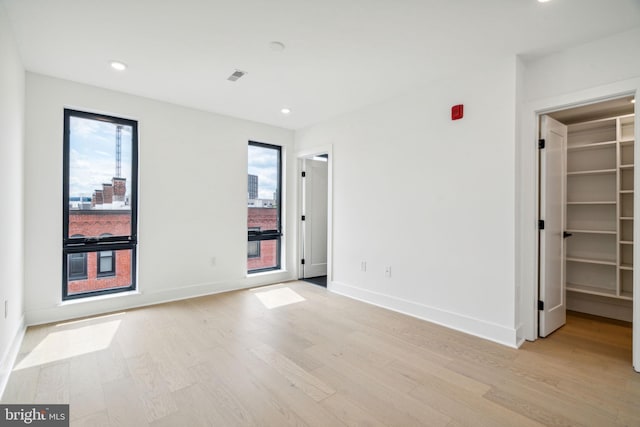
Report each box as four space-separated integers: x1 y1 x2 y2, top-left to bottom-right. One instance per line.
67 177 132 295
247 207 278 270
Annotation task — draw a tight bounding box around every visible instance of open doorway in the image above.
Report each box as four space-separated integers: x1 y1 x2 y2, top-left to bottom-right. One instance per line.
537 95 635 356
298 151 330 287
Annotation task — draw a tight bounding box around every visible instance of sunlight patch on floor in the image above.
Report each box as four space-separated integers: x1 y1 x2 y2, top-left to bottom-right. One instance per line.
14 315 123 370
254 287 305 309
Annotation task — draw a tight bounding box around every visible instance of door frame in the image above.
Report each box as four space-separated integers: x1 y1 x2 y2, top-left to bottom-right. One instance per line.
296 145 333 286
517 78 639 372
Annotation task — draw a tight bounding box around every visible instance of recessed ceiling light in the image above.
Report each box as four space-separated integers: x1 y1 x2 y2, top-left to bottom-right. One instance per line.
110 61 127 71
537 0 551 2
281 107 291 115
269 41 286 52
632 99 636 104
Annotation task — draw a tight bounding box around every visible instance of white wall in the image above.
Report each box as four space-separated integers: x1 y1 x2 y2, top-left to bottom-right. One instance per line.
524 29 640 103
296 56 519 346
0 4 26 396
24 73 295 325
517 28 640 370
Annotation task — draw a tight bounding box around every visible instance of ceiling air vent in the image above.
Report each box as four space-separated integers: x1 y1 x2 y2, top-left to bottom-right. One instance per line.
227 69 247 82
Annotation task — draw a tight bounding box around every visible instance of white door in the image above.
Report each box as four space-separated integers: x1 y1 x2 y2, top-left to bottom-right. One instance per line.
302 157 328 278
539 115 568 337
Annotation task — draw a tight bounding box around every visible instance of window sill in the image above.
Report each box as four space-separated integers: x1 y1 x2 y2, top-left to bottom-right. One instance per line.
59 289 141 306
247 269 286 278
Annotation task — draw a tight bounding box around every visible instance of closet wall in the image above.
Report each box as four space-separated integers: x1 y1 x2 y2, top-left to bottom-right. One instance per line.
549 97 635 321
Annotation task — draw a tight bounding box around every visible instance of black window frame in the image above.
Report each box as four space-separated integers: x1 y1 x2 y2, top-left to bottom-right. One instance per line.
62 109 138 300
248 141 282 273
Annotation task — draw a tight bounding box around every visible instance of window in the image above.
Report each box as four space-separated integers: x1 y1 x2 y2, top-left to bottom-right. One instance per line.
97 251 116 277
68 235 88 280
247 141 282 273
248 228 261 258
63 109 138 300
97 234 116 277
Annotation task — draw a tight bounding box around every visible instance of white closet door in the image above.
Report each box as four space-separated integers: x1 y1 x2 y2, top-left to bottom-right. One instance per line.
539 115 568 337
302 158 328 278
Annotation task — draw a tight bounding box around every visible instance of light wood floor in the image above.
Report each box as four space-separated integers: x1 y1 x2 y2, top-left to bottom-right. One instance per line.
2 281 638 426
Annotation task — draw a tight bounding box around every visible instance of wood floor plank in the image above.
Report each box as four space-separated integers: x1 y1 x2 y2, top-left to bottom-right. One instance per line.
250 343 336 402
34 362 69 404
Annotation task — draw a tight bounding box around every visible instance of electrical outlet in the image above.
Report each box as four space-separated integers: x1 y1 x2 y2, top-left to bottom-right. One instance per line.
385 266 392 278
211 257 217 266
4 300 7 319
361 261 367 272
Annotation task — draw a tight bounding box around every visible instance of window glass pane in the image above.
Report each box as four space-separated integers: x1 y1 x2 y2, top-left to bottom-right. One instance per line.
67 116 133 239
67 249 132 296
248 142 281 273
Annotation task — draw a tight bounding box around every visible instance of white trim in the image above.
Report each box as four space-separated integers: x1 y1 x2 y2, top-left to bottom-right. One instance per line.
330 281 519 348
517 77 640 372
25 271 296 327
0 315 26 400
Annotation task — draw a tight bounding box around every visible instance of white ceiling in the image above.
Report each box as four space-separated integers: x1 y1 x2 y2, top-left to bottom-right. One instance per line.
3 0 640 129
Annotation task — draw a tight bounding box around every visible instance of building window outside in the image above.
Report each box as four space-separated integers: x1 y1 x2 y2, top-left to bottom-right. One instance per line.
96 233 116 277
97 251 116 277
247 141 282 273
67 234 88 281
63 109 138 300
248 228 261 258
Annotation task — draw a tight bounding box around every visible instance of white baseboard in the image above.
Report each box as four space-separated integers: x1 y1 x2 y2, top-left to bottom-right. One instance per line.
328 281 518 348
25 271 296 327
0 315 26 400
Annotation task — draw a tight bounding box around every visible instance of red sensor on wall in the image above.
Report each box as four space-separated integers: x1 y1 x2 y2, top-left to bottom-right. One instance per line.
451 104 464 120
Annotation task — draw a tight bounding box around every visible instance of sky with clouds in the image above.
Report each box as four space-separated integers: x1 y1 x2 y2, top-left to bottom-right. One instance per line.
69 116 133 198
69 117 277 203
248 144 278 200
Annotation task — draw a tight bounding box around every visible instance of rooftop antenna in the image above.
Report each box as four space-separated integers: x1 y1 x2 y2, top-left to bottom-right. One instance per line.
115 125 122 177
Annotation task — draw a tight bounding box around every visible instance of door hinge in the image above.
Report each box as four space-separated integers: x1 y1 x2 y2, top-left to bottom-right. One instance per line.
301 171 306 178
538 220 545 230
301 215 306 221
301 259 305 265
538 139 545 149
538 300 544 311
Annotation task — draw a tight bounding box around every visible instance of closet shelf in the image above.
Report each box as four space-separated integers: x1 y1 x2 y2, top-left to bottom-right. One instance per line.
566 201 616 205
567 169 616 176
566 283 616 298
566 257 616 266
567 141 616 151
565 229 616 235
561 112 634 306
620 291 634 300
